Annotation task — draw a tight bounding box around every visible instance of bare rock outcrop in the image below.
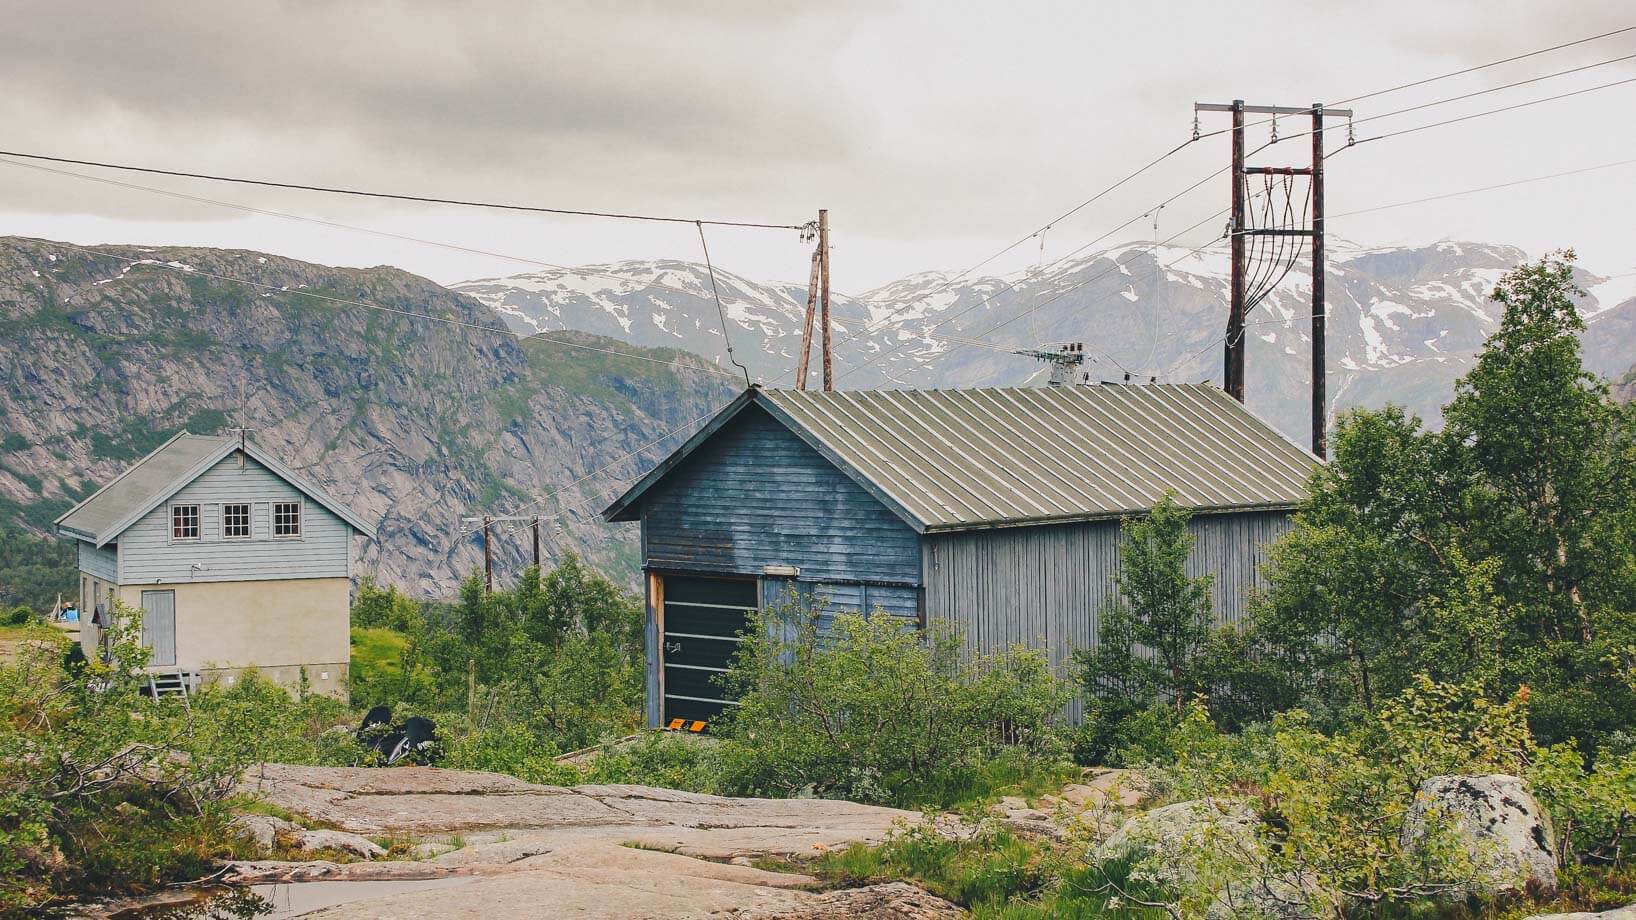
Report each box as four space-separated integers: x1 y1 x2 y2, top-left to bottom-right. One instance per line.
235 763 946 918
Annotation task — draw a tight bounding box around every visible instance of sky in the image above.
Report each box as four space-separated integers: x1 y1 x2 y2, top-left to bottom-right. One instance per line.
0 0 1632 293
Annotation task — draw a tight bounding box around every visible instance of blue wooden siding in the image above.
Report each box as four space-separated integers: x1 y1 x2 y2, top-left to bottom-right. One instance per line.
118 455 353 584
641 406 921 585
77 541 117 582
923 510 1293 719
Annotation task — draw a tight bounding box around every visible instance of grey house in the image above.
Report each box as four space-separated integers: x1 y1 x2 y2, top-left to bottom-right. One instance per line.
603 384 1319 728
55 432 376 696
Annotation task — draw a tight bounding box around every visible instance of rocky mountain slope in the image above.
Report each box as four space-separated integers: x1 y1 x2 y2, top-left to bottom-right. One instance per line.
455 241 1636 440
0 237 734 597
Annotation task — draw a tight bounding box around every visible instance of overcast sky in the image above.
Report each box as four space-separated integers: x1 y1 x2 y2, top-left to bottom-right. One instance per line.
0 0 1631 292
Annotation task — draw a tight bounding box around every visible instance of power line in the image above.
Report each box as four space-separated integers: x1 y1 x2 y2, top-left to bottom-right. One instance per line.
0 148 807 230
1327 156 1636 219
850 138 1201 335
1349 74 1636 146
1195 24 1636 141
30 238 742 379
0 155 796 310
898 45 1636 383
1335 24 1636 106
695 221 752 387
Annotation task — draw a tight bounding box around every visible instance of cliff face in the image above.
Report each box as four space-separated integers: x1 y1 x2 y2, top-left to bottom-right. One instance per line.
0 237 734 597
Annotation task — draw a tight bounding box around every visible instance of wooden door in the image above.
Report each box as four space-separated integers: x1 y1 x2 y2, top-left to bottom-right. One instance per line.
660 575 756 726
140 590 177 667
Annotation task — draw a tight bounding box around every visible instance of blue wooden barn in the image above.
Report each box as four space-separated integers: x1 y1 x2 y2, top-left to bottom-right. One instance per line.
603 384 1318 727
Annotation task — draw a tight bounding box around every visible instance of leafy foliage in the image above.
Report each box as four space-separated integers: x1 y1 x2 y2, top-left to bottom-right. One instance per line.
1245 252 1636 748
347 553 646 765
0 606 351 910
716 607 1069 808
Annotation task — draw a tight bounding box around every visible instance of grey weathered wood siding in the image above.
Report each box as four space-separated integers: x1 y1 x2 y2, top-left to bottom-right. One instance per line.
922 509 1293 709
77 541 118 582
118 455 352 584
641 406 921 585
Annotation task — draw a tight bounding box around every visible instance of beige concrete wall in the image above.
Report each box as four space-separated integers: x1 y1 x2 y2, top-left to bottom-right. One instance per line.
122 577 351 698
77 572 120 660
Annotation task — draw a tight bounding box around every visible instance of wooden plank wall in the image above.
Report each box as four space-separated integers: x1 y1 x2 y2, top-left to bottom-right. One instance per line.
922 509 1293 720
642 406 921 584
118 455 353 584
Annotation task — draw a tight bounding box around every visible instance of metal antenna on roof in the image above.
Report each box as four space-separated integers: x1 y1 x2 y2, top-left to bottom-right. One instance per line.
1013 342 1088 387
227 427 255 467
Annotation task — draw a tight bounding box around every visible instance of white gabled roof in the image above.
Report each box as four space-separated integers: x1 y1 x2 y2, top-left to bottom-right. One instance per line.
55 432 377 546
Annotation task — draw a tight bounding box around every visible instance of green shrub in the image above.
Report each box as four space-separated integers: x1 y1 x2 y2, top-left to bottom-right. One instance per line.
0 605 276 909
442 723 578 785
1070 701 1179 768
581 733 723 793
5 605 35 626
716 608 1069 808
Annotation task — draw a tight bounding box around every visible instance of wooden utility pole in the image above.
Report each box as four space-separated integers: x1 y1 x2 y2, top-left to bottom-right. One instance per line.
1226 100 1247 403
531 516 542 569
1195 99 1349 451
818 209 833 391
795 247 821 389
481 515 493 593
1309 104 1328 459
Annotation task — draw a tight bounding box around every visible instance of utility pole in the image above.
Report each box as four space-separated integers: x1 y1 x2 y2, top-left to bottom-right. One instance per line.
1194 99 1350 456
1226 100 1246 403
531 516 541 570
481 515 493 593
462 513 553 585
1309 104 1328 459
795 247 821 389
818 209 833 391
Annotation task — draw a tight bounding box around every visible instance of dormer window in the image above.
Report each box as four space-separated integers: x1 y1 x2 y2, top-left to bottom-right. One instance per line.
273 501 302 538
171 504 200 541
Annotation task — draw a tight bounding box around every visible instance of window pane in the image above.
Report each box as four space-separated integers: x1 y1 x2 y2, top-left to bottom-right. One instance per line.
223 503 251 538
274 502 301 537
171 505 199 540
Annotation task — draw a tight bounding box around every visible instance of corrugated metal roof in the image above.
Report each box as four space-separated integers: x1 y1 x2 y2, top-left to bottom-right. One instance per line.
605 384 1319 533
56 433 229 542
56 431 378 545
760 384 1317 531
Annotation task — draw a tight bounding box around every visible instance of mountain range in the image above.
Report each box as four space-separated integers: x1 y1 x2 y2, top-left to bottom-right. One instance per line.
0 234 1630 600
454 240 1636 442
0 237 732 597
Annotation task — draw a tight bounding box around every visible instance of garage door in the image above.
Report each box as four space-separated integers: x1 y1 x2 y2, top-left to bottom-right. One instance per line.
661 575 756 726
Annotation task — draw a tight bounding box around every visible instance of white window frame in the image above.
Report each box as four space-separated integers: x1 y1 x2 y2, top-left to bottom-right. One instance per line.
222 502 252 541
272 500 303 539
169 503 201 542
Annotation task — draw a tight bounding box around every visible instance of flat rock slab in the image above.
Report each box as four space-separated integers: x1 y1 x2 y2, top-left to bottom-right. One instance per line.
239 764 945 918
244 764 917 848
300 844 956 919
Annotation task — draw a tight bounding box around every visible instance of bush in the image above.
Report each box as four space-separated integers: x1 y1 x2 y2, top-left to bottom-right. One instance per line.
5 605 36 626
0 605 281 909
715 608 1069 808
442 723 578 785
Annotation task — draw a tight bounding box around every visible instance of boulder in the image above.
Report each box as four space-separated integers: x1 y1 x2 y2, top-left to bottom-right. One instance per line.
295 828 388 859
228 813 300 849
1094 799 1260 887
1402 774 1557 897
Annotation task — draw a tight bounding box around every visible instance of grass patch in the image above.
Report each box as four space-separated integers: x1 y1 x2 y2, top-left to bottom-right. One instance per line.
350 625 411 686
